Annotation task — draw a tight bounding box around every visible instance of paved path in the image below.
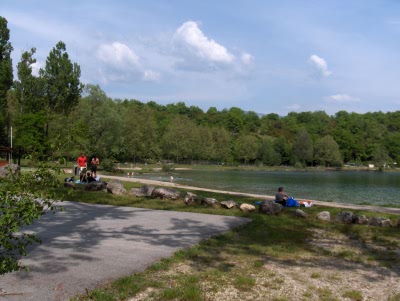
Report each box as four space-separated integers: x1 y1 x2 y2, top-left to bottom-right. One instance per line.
1 202 250 301
105 175 400 215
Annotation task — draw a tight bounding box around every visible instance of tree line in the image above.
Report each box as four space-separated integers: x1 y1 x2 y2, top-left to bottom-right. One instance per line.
1 16 399 168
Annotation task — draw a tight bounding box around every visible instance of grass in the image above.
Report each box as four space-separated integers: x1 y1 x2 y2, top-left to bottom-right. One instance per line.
342 290 363 301
64 178 400 301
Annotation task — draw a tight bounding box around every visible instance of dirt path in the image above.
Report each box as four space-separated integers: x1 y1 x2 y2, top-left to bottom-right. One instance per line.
103 175 400 215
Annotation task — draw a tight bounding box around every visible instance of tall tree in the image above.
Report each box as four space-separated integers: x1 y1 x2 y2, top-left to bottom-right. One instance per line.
235 134 259 163
314 135 342 167
292 128 313 165
41 41 83 137
0 16 13 145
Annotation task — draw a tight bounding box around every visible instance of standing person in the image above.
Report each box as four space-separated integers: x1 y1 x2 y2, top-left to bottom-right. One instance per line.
275 187 289 206
91 155 100 178
76 153 87 182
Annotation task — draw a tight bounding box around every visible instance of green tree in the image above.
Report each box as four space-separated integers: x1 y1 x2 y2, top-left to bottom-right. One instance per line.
0 16 13 145
292 128 313 165
372 145 391 169
211 127 232 163
0 165 63 275
41 41 83 137
314 135 342 167
235 134 259 163
261 137 281 166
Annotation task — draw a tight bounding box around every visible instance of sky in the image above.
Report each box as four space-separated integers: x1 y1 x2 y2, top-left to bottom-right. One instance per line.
2 0 400 115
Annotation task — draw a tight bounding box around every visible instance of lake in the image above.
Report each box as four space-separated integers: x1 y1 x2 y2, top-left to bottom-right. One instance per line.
134 170 400 206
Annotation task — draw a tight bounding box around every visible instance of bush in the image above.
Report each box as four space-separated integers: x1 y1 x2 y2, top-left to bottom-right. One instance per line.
161 163 174 172
0 163 65 275
101 158 116 172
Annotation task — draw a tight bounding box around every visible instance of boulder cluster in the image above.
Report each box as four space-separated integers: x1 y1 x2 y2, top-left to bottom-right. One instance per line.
70 179 400 226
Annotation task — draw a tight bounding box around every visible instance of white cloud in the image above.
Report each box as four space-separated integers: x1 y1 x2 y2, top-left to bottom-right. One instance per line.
143 70 160 81
97 42 139 69
324 94 360 102
31 61 42 76
241 52 253 65
174 21 235 64
284 104 301 110
309 54 332 77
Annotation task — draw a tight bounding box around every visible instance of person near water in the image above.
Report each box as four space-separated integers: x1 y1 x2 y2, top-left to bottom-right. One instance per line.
91 155 100 178
275 187 289 206
76 153 87 181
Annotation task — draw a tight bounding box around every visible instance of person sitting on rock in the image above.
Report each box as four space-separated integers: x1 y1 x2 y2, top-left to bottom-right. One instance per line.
275 187 289 206
86 172 97 183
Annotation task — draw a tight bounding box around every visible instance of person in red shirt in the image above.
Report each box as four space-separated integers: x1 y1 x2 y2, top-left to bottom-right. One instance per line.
76 153 87 181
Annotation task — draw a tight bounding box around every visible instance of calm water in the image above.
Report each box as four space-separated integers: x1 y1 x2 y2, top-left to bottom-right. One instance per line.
135 170 400 206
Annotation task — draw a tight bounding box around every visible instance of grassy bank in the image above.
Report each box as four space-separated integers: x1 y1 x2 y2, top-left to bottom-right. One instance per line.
66 181 400 301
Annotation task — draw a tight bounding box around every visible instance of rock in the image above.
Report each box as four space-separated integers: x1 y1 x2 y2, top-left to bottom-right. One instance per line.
221 200 238 209
64 182 76 189
201 198 219 207
141 185 155 197
369 217 387 227
381 219 392 227
151 187 180 200
259 200 283 215
0 164 20 178
295 209 308 218
85 181 106 191
336 211 356 224
355 215 369 225
316 211 331 221
106 180 126 195
240 203 256 212
184 192 198 204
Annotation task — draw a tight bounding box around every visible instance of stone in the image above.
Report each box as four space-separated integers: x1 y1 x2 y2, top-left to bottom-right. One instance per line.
354 215 369 225
381 219 392 227
240 203 256 212
64 182 76 189
151 187 180 200
369 217 386 227
201 198 219 207
316 211 331 221
0 164 20 178
184 192 198 204
295 209 308 218
221 200 238 209
106 180 126 195
336 211 356 224
129 188 146 197
259 200 283 215
141 185 155 197
84 181 106 191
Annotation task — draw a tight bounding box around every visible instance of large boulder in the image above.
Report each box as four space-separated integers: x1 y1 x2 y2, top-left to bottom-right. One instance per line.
85 181 107 191
151 188 180 200
368 217 391 227
295 209 308 218
129 185 155 197
259 200 283 215
184 192 198 205
106 180 126 195
240 203 256 213
355 215 369 225
221 200 238 209
64 182 76 190
0 164 20 178
336 212 356 224
316 211 331 221
201 198 219 208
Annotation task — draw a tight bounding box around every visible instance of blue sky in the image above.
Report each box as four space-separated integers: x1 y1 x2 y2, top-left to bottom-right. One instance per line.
2 0 400 115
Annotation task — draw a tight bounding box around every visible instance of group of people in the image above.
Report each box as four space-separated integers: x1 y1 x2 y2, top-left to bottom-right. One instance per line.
76 153 100 183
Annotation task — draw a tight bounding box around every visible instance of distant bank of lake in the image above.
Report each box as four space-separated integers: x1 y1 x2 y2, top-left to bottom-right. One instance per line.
134 170 400 206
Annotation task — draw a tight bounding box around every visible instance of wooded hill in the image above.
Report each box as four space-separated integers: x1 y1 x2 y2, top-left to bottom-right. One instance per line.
1 16 399 167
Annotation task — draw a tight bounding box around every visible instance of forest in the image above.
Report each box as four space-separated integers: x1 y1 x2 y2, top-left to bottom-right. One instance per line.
1 16 399 168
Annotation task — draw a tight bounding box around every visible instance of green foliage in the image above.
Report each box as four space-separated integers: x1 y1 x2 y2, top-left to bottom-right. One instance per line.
101 158 115 172
314 135 342 167
0 164 64 275
161 163 174 172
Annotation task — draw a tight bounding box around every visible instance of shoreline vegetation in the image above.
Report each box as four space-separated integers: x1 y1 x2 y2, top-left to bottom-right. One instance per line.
67 178 400 301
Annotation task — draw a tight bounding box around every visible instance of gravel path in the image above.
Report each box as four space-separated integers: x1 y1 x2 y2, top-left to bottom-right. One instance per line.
104 175 400 215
